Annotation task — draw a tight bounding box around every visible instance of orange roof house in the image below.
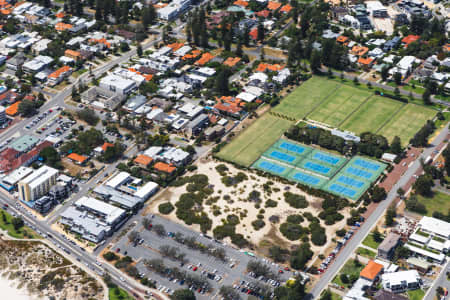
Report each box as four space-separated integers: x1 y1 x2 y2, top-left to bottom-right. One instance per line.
233 0 248 7
101 142 114 152
358 57 374 66
195 53 215 66
337 35 349 44
48 66 72 86
360 260 383 281
256 63 284 72
64 49 81 60
280 4 292 13
249 28 258 40
255 9 270 18
167 42 184 52
402 35 420 46
5 101 20 116
223 57 241 67
267 1 282 10
67 153 88 164
350 45 369 56
89 38 111 48
182 49 202 60
154 162 176 174
134 154 153 167
55 22 73 31
55 12 65 18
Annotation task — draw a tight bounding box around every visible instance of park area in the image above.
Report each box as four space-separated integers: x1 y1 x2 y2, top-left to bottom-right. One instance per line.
252 138 385 200
216 114 293 167
273 77 436 146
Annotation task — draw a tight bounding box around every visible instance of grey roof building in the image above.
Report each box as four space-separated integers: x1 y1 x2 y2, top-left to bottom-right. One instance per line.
378 232 401 259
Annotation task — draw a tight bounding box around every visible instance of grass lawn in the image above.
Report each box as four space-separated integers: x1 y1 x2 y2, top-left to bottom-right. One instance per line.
307 85 371 127
416 191 450 216
362 233 383 249
216 114 293 167
332 259 365 288
378 103 437 146
356 247 376 259
341 96 404 134
273 76 341 120
407 289 425 300
0 209 40 239
109 287 134 300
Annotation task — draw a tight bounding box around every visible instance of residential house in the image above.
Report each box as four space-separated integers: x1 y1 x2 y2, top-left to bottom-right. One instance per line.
378 232 401 259
373 290 408 300
67 153 88 165
382 270 422 293
64 49 82 61
360 260 384 282
47 66 72 86
99 74 137 95
6 52 26 72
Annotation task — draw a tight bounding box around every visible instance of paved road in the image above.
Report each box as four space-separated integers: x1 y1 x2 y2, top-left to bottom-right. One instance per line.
308 123 450 299
424 260 450 300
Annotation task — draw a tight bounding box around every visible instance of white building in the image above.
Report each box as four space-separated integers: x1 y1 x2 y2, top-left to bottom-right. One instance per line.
381 270 422 293
418 216 450 239
18 165 58 202
22 55 53 73
59 196 127 243
157 0 191 21
100 74 137 95
366 1 388 17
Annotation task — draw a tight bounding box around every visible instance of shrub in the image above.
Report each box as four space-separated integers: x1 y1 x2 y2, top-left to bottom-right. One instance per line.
286 214 304 224
265 199 278 208
103 251 118 261
284 192 308 209
158 202 174 214
251 219 266 230
279 222 307 241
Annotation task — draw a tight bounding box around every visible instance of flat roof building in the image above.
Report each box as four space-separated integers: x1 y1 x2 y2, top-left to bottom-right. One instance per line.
18 165 58 202
418 216 450 239
382 270 421 293
378 232 401 260
10 135 39 153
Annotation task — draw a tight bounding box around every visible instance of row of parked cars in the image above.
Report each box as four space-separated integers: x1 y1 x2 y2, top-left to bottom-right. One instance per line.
318 230 355 273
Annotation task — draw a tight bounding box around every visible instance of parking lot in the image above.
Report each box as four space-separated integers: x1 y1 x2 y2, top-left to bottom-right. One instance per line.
112 214 294 299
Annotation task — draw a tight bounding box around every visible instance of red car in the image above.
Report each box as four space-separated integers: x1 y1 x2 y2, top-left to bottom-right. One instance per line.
284 267 289 271
115 248 120 253
278 270 284 274
192 267 198 271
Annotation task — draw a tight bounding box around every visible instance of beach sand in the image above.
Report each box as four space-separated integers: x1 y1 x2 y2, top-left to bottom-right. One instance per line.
0 277 40 300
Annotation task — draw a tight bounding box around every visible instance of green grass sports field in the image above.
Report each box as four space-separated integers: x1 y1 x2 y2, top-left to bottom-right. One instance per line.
272 77 340 120
340 96 404 134
378 104 437 145
218 76 436 166
216 114 293 167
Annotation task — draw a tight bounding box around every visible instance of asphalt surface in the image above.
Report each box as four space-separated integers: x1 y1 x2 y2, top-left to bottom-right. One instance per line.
111 214 294 299
308 124 450 299
424 260 450 300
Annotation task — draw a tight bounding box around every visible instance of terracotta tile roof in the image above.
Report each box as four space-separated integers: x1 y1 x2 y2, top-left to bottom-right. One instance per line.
280 4 292 13
233 0 248 7
223 57 241 67
65 49 81 58
153 3 168 8
67 153 88 163
351 45 369 56
0 8 11 15
101 142 114 152
167 42 184 52
256 63 284 72
55 22 73 31
358 57 374 65
89 38 111 48
255 9 270 17
134 154 153 166
360 260 383 281
195 53 215 66
267 1 281 10
249 28 258 40
48 66 72 79
402 35 420 45
337 35 349 43
154 162 176 173
443 44 450 52
5 101 20 116
55 12 65 18
182 49 202 60
128 68 153 81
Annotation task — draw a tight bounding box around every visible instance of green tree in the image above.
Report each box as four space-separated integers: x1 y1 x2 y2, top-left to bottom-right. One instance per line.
393 72 402 85
381 66 389 82
257 22 264 42
385 204 396 227
214 69 230 95
137 43 143 57
389 136 402 155
18 100 38 117
413 174 434 196
170 289 196 300
310 50 321 74
11 217 24 231
422 89 431 105
40 146 61 169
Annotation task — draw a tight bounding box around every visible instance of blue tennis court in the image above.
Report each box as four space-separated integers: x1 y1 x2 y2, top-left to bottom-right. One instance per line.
354 158 380 171
304 161 331 175
337 176 365 188
268 151 296 163
291 171 321 186
328 184 357 198
346 167 373 179
313 152 340 165
279 141 306 154
258 161 286 174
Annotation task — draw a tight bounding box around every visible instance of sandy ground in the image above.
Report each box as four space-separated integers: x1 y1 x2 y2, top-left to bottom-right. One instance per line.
0 277 41 300
148 158 350 255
